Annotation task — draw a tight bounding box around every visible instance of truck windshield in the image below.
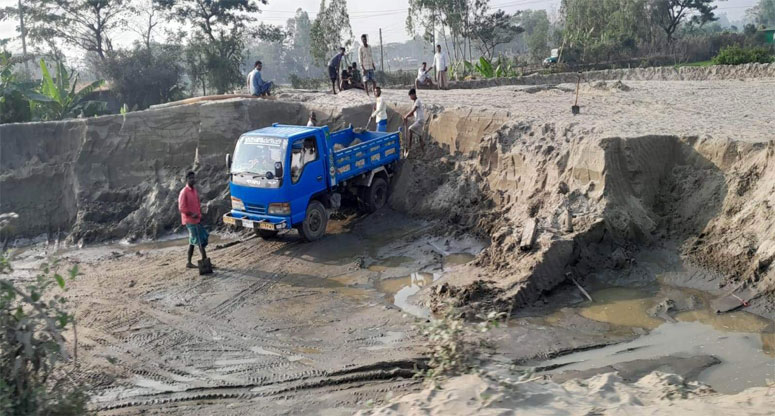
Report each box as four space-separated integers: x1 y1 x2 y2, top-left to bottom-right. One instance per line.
232 136 286 176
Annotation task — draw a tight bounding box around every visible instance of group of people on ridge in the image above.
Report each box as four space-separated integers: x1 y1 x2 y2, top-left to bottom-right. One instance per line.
328 34 379 96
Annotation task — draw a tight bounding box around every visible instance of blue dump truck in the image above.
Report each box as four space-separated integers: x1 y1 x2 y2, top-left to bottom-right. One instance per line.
223 124 401 241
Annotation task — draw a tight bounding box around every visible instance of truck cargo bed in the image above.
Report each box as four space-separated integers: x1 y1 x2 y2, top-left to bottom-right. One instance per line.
330 128 400 183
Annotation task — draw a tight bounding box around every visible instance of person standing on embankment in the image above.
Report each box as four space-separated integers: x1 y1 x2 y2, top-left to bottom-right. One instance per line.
178 171 209 269
433 45 448 90
328 47 346 95
359 34 378 96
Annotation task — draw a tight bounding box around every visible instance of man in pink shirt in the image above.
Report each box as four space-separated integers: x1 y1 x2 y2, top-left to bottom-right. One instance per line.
178 171 209 268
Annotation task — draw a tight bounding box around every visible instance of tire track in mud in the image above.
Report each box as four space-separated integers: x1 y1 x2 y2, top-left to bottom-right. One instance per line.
67 230 425 414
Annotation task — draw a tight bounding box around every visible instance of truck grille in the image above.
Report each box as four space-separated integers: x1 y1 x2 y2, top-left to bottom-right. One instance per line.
244 203 267 214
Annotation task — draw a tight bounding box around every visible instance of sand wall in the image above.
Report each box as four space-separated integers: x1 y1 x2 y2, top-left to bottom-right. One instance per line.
0 99 329 242
2 91 774 311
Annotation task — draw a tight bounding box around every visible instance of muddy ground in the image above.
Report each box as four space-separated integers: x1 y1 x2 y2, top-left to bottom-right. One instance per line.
9 209 492 414
3 65 775 414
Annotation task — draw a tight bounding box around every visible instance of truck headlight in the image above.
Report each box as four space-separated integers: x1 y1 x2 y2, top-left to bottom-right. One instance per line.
268 202 290 215
231 196 245 211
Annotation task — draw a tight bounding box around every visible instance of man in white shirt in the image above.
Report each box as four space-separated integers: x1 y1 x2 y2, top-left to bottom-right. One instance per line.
371 87 388 132
433 45 448 90
415 62 435 89
246 64 257 94
402 88 425 157
358 34 378 96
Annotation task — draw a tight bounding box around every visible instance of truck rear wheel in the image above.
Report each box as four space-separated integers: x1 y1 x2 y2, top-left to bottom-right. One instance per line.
299 200 328 242
256 229 278 239
366 177 388 213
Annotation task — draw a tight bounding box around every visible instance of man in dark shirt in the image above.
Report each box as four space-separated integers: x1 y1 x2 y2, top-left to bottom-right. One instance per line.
327 47 346 94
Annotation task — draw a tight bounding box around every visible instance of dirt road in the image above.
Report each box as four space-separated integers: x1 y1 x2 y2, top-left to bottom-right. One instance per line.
20 210 461 415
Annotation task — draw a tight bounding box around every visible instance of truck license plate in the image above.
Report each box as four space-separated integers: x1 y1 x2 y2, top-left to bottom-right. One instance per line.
242 220 254 229
223 216 236 225
259 222 275 231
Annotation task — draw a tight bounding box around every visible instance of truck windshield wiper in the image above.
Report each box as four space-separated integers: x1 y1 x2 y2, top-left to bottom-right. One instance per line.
231 171 265 178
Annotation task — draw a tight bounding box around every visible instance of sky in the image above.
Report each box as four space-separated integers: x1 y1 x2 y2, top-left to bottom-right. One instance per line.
0 0 761 52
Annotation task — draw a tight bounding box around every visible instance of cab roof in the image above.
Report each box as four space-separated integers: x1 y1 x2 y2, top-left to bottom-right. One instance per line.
241 123 328 140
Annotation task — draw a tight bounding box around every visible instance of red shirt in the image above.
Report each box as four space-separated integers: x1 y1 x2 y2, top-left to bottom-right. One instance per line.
178 185 201 225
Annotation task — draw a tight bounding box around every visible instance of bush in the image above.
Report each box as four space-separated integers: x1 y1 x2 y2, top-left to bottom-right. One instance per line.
0 255 89 415
102 45 186 110
712 45 775 65
0 52 32 124
415 304 505 385
288 74 327 90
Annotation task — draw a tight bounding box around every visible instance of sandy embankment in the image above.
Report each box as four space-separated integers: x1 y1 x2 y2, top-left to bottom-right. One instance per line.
358 372 774 416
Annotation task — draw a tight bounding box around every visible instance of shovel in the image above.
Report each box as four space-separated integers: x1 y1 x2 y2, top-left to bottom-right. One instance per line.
195 224 213 275
364 115 373 131
572 73 581 115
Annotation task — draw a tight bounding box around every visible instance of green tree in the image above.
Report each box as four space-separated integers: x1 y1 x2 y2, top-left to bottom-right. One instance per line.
0 52 32 124
310 0 353 67
561 0 651 62
517 10 551 63
101 44 185 110
748 0 775 26
650 0 719 44
406 0 474 63
468 0 523 59
0 0 129 61
282 9 316 78
158 0 275 94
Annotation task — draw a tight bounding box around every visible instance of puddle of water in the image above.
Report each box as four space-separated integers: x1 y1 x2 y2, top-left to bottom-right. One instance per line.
675 309 771 335
368 255 414 272
538 285 775 394
574 287 663 330
376 272 439 318
443 252 475 268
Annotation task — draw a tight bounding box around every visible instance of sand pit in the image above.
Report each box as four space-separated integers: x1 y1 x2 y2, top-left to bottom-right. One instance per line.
2 66 775 414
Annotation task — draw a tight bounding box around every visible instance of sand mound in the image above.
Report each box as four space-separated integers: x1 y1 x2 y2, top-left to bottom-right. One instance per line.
357 372 773 415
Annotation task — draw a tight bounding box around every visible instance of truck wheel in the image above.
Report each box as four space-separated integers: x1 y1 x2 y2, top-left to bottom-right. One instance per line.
299 200 328 242
366 177 388 213
256 229 278 239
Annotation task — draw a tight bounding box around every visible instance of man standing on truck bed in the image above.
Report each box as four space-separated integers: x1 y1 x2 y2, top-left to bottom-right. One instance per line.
359 34 377 96
179 171 209 269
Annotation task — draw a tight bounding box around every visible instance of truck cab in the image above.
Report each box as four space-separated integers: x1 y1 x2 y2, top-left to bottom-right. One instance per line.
223 124 401 241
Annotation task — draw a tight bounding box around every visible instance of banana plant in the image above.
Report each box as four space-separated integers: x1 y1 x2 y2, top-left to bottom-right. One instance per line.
474 56 495 78
32 59 106 120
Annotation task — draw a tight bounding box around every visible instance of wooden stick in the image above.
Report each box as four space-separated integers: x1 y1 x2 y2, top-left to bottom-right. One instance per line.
567 273 593 302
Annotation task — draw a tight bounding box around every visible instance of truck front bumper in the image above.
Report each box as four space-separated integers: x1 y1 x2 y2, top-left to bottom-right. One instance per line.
222 211 289 231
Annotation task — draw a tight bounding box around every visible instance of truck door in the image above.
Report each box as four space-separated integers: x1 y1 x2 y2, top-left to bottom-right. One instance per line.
289 135 327 225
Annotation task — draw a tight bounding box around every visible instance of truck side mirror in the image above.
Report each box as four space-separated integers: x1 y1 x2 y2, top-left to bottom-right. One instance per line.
274 161 283 179
226 153 232 172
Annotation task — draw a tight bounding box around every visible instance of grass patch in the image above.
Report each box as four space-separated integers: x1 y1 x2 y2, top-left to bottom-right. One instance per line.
675 60 714 68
